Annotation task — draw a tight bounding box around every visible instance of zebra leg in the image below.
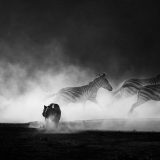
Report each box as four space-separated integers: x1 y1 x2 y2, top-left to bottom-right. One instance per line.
113 89 122 100
112 87 132 101
91 98 105 109
129 102 140 114
108 89 122 105
129 99 148 114
81 99 97 110
91 98 98 104
128 93 149 114
129 85 159 114
117 87 133 98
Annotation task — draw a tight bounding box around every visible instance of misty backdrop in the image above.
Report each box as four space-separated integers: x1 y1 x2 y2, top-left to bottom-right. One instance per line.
0 1 159 79
0 0 160 123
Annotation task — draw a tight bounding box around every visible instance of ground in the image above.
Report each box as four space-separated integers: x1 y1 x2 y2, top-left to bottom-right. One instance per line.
1 122 160 160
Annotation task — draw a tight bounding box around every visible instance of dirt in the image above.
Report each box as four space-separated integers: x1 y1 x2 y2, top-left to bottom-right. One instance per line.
1 122 160 160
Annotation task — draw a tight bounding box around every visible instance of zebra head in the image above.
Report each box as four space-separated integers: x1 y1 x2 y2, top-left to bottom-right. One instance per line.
94 73 112 91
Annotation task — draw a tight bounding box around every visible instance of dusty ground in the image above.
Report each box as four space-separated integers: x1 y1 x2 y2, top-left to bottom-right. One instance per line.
1 122 160 160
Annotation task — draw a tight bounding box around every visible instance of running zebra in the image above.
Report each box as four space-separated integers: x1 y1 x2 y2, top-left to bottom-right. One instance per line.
113 74 160 99
129 84 160 113
48 73 112 106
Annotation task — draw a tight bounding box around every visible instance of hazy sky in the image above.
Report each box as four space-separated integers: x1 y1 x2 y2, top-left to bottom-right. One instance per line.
0 0 160 79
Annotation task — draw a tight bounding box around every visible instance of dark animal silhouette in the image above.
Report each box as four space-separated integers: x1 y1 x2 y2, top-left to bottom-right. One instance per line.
42 103 61 127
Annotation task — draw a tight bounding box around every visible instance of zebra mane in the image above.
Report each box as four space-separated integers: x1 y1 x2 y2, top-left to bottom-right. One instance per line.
90 73 107 84
96 72 106 77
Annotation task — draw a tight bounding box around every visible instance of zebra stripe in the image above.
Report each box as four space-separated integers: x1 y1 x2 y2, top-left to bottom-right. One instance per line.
50 73 112 106
114 74 160 98
129 84 160 113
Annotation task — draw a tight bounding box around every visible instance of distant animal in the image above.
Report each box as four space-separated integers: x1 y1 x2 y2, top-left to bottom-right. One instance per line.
42 103 61 127
113 74 160 99
129 84 160 113
47 73 112 106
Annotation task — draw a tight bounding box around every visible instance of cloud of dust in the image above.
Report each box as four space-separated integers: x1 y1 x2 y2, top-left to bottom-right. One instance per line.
0 60 95 123
0 40 160 132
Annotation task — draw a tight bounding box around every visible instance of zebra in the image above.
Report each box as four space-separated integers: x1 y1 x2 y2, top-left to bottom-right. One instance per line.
113 74 160 99
47 73 112 106
129 84 160 113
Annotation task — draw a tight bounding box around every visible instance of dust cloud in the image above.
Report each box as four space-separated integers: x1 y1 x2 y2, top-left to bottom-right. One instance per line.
0 41 160 132
0 60 95 123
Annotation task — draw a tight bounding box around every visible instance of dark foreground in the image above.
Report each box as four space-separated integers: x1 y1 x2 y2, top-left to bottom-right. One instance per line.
1 123 160 160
